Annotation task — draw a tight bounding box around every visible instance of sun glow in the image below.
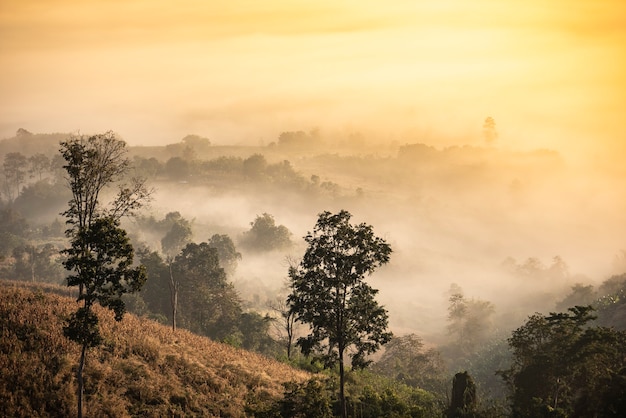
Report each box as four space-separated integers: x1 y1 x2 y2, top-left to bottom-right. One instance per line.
1 0 624 160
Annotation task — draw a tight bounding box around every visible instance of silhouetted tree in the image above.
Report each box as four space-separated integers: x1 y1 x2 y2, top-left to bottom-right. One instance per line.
59 132 150 418
501 305 626 416
448 371 477 418
288 210 392 418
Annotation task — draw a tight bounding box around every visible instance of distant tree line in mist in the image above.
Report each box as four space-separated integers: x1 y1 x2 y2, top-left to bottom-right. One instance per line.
1 130 626 416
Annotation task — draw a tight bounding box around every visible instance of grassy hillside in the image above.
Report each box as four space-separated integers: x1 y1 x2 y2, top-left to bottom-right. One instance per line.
0 281 310 417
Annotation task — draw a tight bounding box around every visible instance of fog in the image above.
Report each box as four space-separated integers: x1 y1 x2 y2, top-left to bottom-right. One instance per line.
2 0 625 343
2 0 625 163
130 139 626 342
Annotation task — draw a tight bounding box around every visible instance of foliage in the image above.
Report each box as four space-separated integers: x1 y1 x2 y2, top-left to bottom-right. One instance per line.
236 311 278 353
595 274 626 330
279 378 334 418
160 213 192 257
243 153 268 179
60 132 150 417
0 206 29 257
240 213 293 252
137 249 171 324
501 305 626 417
172 241 242 340
2 151 28 202
208 233 241 276
501 256 569 282
372 333 447 397
555 283 596 312
28 153 51 181
344 370 442 418
288 210 392 417
446 284 495 358
164 156 189 180
268 295 298 359
448 371 477 418
12 243 64 283
13 180 70 222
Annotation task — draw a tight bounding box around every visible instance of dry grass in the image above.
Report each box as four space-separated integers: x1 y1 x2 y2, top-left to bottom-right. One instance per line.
0 280 310 417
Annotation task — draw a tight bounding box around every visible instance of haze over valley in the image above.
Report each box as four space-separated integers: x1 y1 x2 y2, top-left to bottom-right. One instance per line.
2 1 626 415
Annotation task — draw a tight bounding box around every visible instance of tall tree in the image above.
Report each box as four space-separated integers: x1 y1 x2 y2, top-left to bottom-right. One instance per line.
172 241 242 340
28 153 51 181
59 132 150 418
287 210 392 418
2 152 28 202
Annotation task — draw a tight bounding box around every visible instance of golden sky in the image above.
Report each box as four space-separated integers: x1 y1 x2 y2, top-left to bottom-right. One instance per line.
1 0 624 158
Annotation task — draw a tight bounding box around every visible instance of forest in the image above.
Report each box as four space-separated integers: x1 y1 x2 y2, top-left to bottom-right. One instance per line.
1 128 625 417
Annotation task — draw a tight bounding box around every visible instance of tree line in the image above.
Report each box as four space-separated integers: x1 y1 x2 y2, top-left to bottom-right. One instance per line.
2 131 626 417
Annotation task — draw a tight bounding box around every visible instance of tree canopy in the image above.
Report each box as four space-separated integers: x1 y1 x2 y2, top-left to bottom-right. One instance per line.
59 132 150 418
501 305 626 416
288 210 392 418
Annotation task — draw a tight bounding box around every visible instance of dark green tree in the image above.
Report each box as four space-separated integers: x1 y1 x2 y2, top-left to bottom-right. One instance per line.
172 241 242 340
287 210 392 418
501 305 626 416
59 132 150 418
279 379 334 418
138 249 171 323
237 312 277 353
448 371 477 418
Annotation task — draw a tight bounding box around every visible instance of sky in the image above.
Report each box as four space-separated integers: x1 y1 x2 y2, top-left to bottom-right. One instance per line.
1 0 625 159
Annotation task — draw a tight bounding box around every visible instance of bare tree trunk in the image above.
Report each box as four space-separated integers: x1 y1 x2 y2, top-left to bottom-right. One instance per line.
339 348 347 418
77 344 86 418
168 261 178 332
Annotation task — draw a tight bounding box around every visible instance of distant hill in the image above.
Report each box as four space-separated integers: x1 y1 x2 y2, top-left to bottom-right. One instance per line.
0 281 310 417
0 129 68 157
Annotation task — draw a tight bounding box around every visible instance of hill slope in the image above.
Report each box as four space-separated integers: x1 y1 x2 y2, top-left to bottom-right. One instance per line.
0 281 309 417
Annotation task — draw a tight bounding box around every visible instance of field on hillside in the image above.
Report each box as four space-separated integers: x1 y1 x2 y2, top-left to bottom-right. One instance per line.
0 281 310 417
